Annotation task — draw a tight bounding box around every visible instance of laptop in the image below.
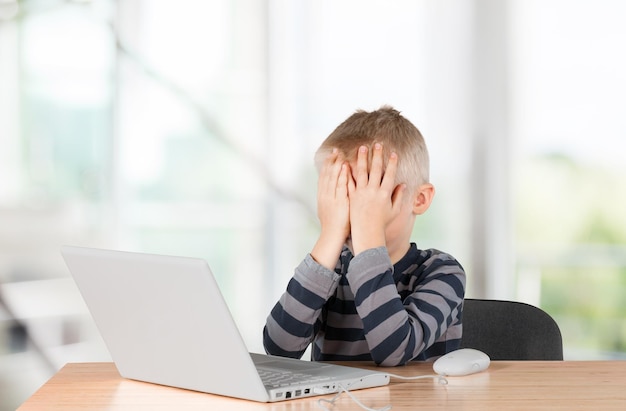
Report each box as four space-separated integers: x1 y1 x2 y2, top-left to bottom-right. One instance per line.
61 245 389 402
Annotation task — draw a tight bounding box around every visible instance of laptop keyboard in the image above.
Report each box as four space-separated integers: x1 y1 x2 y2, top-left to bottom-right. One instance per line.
257 367 331 388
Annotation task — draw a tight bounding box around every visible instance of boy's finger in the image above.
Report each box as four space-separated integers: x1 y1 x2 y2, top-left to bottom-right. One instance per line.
355 145 369 186
336 162 350 198
347 164 356 195
319 148 338 179
321 149 343 193
368 143 384 184
380 151 399 191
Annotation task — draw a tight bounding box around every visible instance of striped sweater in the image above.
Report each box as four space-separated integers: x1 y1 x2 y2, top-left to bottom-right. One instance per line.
263 244 466 366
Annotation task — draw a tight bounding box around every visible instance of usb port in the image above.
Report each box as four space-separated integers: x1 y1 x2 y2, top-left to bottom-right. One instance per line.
295 390 301 397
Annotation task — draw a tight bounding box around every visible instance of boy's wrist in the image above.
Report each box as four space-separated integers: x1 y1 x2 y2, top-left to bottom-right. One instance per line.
311 231 346 270
350 225 386 256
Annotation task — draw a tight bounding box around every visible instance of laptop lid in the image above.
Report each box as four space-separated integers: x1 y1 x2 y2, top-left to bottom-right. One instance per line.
62 245 270 401
61 246 389 402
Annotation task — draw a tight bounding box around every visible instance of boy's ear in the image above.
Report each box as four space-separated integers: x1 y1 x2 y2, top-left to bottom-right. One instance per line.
412 183 435 215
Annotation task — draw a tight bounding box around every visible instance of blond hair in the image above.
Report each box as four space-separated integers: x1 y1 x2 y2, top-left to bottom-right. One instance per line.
314 105 430 190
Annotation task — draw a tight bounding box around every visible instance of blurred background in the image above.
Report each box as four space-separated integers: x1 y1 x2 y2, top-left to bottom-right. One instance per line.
1 0 625 409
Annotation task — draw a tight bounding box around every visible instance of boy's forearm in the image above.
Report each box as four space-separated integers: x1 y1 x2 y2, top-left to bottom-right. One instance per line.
345 248 409 365
264 254 341 357
346 247 460 366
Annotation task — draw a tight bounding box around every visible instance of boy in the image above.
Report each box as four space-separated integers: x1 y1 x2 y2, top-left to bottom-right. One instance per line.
263 106 465 366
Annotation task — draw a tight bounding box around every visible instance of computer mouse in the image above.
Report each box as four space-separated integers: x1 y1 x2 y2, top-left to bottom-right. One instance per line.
433 348 490 376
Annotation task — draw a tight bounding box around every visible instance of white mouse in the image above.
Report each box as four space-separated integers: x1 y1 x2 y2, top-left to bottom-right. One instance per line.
433 348 490 376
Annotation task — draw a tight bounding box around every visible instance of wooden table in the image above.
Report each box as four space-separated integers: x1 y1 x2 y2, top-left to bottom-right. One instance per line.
18 361 626 410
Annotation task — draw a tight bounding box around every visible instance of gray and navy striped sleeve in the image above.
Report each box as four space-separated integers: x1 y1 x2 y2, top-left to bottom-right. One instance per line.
263 254 340 358
347 247 465 366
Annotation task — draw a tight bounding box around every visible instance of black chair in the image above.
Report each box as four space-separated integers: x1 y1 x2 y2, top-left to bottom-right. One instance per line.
460 298 563 360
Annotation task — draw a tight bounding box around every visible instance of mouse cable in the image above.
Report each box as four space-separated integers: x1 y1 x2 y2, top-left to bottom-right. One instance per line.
386 372 448 385
317 383 391 411
317 373 447 411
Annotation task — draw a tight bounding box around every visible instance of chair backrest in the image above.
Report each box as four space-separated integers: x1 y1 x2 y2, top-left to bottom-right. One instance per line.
460 298 563 360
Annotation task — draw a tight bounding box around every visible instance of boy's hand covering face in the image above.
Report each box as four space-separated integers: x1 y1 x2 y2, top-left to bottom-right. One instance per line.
317 148 351 244
314 144 405 264
347 143 406 255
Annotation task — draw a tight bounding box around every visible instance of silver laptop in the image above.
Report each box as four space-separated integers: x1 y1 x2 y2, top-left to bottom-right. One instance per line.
61 245 389 402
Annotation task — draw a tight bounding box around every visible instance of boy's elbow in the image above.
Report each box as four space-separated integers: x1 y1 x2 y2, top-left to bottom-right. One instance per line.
262 326 284 356
262 327 273 354
263 325 309 359
373 354 408 367
377 359 404 367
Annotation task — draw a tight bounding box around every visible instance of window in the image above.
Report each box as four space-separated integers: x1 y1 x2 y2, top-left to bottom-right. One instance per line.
511 0 626 358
